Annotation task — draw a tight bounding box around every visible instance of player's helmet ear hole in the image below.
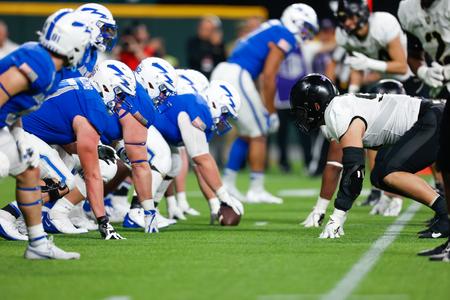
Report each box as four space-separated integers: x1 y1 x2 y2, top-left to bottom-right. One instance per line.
103 85 109 93
148 82 154 89
212 102 217 109
74 48 79 52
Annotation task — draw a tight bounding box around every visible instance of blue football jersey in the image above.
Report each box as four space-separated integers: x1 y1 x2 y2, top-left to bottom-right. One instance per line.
228 20 297 79
23 77 110 145
61 47 98 79
153 93 214 146
0 42 62 127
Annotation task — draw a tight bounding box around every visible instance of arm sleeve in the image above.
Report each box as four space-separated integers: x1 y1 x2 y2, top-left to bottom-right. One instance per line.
177 111 209 158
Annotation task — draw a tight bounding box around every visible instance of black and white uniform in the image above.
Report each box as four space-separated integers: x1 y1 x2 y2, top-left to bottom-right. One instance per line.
321 93 444 194
399 0 450 171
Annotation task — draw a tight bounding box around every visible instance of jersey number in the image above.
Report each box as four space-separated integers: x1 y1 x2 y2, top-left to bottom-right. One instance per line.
425 31 450 65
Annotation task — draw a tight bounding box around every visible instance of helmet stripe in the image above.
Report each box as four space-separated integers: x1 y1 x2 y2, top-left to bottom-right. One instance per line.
45 10 71 41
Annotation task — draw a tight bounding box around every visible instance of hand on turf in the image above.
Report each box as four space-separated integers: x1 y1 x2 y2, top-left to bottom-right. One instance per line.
99 222 126 240
144 209 159 233
0 151 10 177
319 216 344 239
301 207 325 228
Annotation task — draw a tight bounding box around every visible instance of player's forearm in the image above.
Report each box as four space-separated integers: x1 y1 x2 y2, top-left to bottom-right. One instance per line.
193 153 223 192
84 174 105 218
131 162 152 200
385 60 408 75
262 74 277 114
193 165 217 200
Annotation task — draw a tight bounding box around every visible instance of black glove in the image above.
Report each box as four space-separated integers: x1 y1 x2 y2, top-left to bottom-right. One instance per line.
97 145 117 165
97 216 126 240
41 178 68 202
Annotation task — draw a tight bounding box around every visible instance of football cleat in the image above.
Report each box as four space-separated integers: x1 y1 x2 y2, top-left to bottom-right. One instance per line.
167 204 187 221
69 203 97 231
428 243 450 262
156 210 176 229
16 216 27 235
418 217 449 239
301 207 325 228
99 222 125 240
418 240 449 256
0 210 28 241
246 189 283 204
122 208 145 228
369 194 391 215
184 207 200 216
425 213 439 227
383 197 402 217
25 236 80 260
104 197 127 223
144 209 159 233
359 188 382 206
42 212 88 234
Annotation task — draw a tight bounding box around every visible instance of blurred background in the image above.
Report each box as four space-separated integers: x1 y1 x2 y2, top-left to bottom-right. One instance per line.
0 0 402 174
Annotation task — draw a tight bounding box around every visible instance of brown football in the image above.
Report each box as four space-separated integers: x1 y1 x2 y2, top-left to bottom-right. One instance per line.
218 203 241 226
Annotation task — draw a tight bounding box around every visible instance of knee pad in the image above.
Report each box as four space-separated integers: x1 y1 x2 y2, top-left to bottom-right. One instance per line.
167 153 182 178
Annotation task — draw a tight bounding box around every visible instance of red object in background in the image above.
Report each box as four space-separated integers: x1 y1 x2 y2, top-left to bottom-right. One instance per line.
119 46 155 70
367 0 373 12
418 167 432 175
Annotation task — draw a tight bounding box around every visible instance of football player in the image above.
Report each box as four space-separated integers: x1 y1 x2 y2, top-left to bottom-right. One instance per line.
301 79 407 228
398 0 450 260
211 3 318 204
0 10 91 259
290 74 448 240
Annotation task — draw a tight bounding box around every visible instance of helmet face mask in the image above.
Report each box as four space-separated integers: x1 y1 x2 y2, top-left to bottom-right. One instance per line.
281 4 319 43
336 0 370 35
421 0 436 9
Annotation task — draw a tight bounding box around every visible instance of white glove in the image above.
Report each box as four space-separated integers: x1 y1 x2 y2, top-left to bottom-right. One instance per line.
217 186 244 215
268 113 280 134
10 127 39 168
301 207 326 228
383 197 402 217
370 194 391 215
144 209 159 233
319 209 346 239
417 62 444 88
0 151 10 178
344 51 387 72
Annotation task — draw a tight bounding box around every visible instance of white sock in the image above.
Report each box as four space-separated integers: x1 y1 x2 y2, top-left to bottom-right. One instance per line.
167 195 178 210
331 208 347 223
141 199 155 211
176 192 189 207
315 197 330 213
208 197 220 214
50 197 74 218
28 224 47 246
249 172 264 191
223 168 238 186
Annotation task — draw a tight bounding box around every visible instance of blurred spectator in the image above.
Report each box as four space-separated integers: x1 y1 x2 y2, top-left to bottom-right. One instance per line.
0 21 18 59
226 16 264 56
186 15 226 78
149 37 179 67
116 22 156 70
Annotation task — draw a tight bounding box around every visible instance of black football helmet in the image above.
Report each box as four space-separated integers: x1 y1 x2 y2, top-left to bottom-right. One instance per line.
370 79 406 95
290 74 338 133
336 0 370 35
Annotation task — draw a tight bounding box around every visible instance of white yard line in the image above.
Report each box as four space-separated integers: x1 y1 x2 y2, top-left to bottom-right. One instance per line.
321 202 421 300
186 188 371 198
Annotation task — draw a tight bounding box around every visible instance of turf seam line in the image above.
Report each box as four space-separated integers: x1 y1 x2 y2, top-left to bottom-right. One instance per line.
321 202 421 300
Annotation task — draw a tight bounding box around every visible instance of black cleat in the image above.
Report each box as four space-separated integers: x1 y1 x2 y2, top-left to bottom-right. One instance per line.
359 188 382 206
418 241 449 256
424 213 439 227
429 244 450 262
418 217 450 239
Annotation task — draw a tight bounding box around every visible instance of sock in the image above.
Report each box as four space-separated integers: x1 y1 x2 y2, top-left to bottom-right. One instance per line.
176 192 188 207
223 169 238 186
50 197 74 218
28 224 47 247
315 197 330 213
249 172 264 191
130 195 141 209
2 201 21 219
208 197 220 214
331 208 347 223
430 196 448 219
225 138 249 171
141 199 155 211
113 181 132 196
167 195 177 210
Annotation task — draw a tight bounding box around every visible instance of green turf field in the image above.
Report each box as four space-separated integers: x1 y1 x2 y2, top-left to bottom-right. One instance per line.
0 168 449 300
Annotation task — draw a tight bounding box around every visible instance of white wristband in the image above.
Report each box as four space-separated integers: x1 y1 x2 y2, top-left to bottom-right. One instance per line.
367 58 387 73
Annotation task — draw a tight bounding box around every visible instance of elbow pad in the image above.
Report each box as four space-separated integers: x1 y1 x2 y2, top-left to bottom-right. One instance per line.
334 147 365 211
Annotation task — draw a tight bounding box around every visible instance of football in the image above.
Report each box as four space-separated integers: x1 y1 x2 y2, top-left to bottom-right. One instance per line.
218 203 241 226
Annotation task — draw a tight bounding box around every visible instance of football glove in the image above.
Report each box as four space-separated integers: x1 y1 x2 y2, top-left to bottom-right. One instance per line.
98 218 126 240
344 52 387 72
417 62 444 88
97 144 118 165
319 215 345 239
268 113 280 134
301 207 325 228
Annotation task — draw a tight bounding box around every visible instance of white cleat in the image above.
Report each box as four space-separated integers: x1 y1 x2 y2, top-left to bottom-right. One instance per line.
156 210 176 229
45 212 88 234
105 204 128 223
0 210 28 241
168 205 187 220
224 183 246 203
16 216 27 236
184 207 200 216
69 203 97 231
24 236 80 260
370 194 391 216
301 208 326 228
246 189 283 204
383 197 403 217
126 208 145 228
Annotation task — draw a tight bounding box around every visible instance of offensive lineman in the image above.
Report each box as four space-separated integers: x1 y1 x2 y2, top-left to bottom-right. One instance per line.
290 74 448 240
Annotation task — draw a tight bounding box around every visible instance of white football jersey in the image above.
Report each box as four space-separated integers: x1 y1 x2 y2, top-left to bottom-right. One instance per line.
398 0 450 65
336 12 410 80
321 93 422 148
